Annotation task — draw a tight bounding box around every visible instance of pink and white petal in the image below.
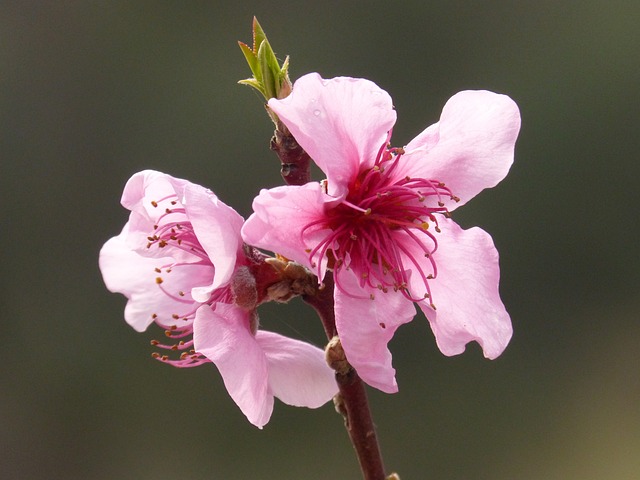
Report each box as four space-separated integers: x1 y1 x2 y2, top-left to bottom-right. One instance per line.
242 183 331 277
401 90 520 209
123 210 193 264
334 271 416 393
99 229 210 331
268 73 396 197
417 217 512 359
193 304 273 428
182 182 244 290
256 331 337 408
121 170 189 218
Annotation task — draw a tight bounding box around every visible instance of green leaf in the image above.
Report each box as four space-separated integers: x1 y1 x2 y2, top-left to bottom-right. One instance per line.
238 16 292 102
238 41 259 80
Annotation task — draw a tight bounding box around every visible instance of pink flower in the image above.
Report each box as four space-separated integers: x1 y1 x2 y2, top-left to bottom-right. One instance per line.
242 73 521 393
99 170 337 427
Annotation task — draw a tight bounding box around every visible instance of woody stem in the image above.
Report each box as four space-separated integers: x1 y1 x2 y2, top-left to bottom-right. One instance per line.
270 122 312 186
303 274 387 480
273 120 388 480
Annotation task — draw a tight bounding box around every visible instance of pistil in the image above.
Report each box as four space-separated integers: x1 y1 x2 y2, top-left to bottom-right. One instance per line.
306 145 459 307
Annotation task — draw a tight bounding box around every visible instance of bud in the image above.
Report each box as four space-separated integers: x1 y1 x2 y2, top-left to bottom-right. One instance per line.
238 17 292 102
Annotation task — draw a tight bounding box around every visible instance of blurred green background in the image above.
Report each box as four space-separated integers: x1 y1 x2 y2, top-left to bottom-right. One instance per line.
2 1 638 479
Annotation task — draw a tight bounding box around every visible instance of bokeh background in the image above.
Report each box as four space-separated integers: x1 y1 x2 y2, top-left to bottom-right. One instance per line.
2 2 638 479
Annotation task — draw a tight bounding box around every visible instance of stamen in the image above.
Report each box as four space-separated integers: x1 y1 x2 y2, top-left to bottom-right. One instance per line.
303 142 456 306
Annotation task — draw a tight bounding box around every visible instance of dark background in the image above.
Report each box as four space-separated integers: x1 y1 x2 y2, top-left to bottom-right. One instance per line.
2 2 639 479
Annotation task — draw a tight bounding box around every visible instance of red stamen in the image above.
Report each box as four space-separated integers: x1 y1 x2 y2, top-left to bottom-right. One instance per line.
304 145 457 306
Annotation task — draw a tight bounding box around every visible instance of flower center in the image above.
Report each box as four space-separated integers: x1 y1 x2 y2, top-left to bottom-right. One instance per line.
307 146 459 307
145 194 230 367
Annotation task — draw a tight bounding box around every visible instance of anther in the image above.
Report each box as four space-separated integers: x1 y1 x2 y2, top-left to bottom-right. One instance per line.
155 277 163 284
151 200 158 207
150 340 159 346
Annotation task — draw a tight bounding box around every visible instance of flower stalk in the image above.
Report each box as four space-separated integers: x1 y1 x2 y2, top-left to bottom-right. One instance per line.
304 275 389 480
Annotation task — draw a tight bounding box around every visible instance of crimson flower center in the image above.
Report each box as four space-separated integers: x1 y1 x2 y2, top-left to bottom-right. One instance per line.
307 147 459 306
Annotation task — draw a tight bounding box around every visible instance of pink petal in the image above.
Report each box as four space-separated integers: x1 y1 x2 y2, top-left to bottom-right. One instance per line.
182 182 245 290
334 270 416 393
268 73 396 197
193 304 273 428
402 90 520 209
242 183 331 278
256 331 337 408
121 170 188 218
415 218 512 359
99 225 210 331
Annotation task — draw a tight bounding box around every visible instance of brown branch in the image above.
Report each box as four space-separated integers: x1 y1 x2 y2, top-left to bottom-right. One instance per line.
270 116 391 480
304 275 387 480
270 124 311 186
